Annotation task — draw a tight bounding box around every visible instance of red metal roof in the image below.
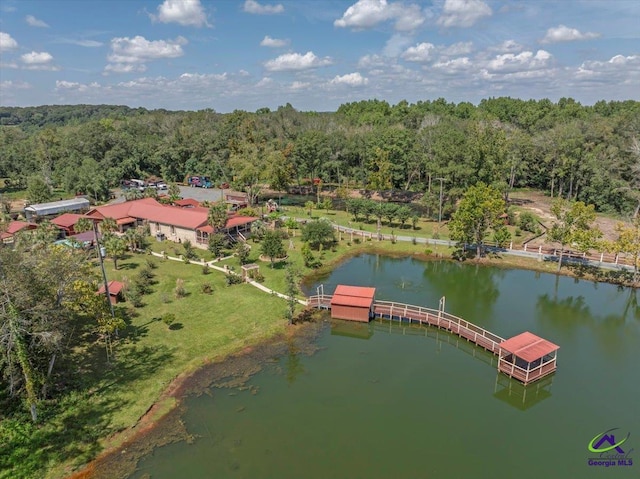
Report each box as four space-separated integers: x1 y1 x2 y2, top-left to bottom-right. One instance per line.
500 332 559 363
330 285 376 308
51 213 84 228
1 221 37 239
116 216 137 225
90 198 208 230
97 280 124 296
331 295 374 308
333 285 376 299
174 198 200 207
226 215 258 228
198 225 214 234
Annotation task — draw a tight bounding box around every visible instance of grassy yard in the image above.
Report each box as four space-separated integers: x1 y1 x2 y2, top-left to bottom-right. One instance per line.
31 253 289 479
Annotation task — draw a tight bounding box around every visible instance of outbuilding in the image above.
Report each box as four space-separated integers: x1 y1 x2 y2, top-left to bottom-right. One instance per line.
97 280 125 305
498 331 559 385
25 197 90 221
330 285 376 322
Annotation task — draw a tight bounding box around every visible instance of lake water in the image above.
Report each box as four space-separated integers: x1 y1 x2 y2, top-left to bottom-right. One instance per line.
130 255 640 479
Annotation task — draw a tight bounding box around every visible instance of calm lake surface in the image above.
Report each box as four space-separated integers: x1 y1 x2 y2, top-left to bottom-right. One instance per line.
131 255 640 479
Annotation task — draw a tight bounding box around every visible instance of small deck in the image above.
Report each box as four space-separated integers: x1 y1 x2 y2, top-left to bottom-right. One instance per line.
308 293 558 385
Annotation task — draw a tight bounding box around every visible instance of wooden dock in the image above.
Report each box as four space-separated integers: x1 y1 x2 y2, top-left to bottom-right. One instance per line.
308 293 558 385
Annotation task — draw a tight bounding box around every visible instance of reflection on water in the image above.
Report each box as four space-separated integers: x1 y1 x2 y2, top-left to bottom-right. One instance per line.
493 374 554 411
131 256 640 479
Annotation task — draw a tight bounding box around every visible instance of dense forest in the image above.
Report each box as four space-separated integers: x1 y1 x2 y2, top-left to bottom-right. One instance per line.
1 97 639 217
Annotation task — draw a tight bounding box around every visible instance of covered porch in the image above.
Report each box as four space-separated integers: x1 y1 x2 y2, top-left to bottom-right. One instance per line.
498 332 559 385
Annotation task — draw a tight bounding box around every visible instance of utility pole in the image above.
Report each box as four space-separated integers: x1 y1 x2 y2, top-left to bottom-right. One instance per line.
435 177 447 225
93 220 115 320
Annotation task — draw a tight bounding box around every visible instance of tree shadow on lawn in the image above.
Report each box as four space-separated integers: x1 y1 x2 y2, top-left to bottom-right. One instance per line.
5 343 175 479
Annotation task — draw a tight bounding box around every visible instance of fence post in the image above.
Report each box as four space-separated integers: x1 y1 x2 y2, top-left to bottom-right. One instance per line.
524 243 527 252
509 241 513 250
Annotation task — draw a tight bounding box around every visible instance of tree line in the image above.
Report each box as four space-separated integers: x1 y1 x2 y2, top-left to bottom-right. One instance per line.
1 98 639 217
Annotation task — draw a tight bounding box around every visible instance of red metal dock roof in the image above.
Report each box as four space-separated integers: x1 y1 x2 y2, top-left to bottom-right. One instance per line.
333 285 376 299
500 332 559 363
330 285 376 309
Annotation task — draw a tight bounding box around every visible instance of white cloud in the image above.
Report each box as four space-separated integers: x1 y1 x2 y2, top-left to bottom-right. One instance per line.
334 0 425 32
541 25 600 44
402 42 436 62
107 35 187 67
440 41 473 56
21 51 53 64
433 57 473 73
492 40 523 53
330 72 369 86
383 33 413 57
0 32 18 51
151 0 210 27
73 40 103 48
290 81 310 90
20 51 59 70
576 54 640 80
25 15 49 27
104 63 147 74
243 0 284 15
264 51 333 71
55 80 100 92
487 50 552 73
438 0 492 28
260 35 288 47
0 80 31 89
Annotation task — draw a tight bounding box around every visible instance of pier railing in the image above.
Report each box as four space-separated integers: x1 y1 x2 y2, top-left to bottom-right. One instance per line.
372 300 504 354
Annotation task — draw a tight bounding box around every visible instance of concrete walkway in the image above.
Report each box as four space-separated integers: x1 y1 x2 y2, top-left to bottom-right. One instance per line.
148 251 308 305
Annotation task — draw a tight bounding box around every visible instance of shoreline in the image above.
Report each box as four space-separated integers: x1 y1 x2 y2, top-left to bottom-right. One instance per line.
66 321 324 479
66 243 635 478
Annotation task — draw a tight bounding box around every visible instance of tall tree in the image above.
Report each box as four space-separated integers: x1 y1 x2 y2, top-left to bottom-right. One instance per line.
207 201 228 231
260 230 285 267
26 176 53 204
448 182 505 258
103 235 127 269
0 245 100 421
612 217 640 285
547 199 602 272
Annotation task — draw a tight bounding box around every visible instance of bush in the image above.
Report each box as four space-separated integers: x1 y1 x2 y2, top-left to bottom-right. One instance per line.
160 292 170 304
412 237 417 245
139 265 154 281
202 264 210 275
201 282 213 294
424 248 433 256
225 273 244 286
175 278 186 298
432 231 440 240
515 227 522 237
126 286 144 307
145 258 158 269
353 238 361 244
161 313 176 328
518 212 538 233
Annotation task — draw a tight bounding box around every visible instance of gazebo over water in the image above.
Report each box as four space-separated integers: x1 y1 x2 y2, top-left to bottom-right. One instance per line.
498 332 559 385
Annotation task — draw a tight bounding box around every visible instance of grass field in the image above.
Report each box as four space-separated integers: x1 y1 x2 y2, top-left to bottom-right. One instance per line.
4 253 290 479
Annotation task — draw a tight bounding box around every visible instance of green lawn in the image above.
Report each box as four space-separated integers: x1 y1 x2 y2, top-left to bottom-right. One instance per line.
32 253 289 479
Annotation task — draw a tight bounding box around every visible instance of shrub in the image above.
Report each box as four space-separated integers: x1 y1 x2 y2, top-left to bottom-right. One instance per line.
515 227 522 237
202 264 210 275
424 248 433 256
145 258 158 269
161 313 176 328
518 212 538 233
160 292 170 304
139 265 154 281
412 237 417 245
201 282 213 294
353 238 361 244
432 231 440 240
225 273 244 286
175 278 186 298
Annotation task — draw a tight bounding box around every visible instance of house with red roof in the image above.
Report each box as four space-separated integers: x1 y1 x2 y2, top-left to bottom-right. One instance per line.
85 198 258 248
1 221 37 245
51 213 85 237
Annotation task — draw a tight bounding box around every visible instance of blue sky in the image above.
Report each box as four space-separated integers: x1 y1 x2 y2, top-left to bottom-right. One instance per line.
0 0 638 112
